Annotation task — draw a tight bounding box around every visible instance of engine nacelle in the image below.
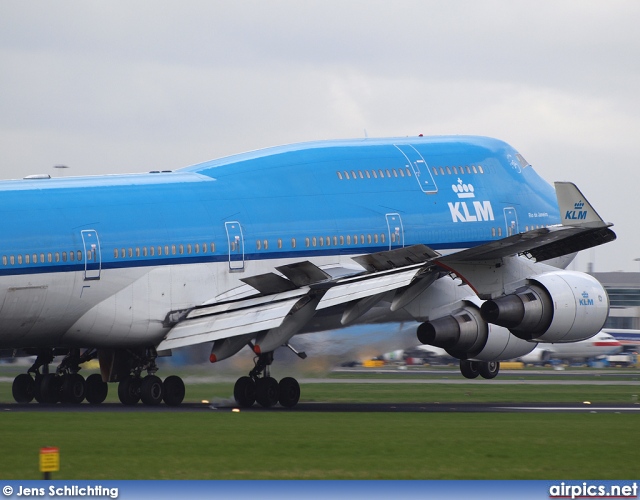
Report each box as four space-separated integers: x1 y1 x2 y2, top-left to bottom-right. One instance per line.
417 304 536 361
480 271 609 343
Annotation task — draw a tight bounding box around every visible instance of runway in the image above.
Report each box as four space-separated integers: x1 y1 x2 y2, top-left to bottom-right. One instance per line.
2 401 640 413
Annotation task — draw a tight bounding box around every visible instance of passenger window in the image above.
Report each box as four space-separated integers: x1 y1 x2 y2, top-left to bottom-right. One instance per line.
478 165 484 174
305 237 310 247
378 169 385 178
114 249 119 259
391 233 396 243
179 245 183 255
291 238 296 248
86 250 92 260
47 253 52 263
439 167 445 175
194 243 199 254
333 236 338 246
25 254 30 264
405 168 412 177
121 249 126 258
358 170 364 179
202 243 208 253
360 234 365 244
367 234 372 244
77 251 82 261
55 252 60 262
165 245 169 255
351 170 357 179
187 244 192 254
69 251 74 261
337 171 343 180
372 170 378 178
343 171 350 180
374 234 378 243
319 237 323 247
491 227 496 237
171 245 176 255
10 255 15 265
446 167 452 175
1 256 5 266
231 241 236 252
278 239 282 249
399 169 405 177
157 246 163 256
472 166 478 173
466 166 471 174
264 240 268 250
128 248 133 258
346 235 351 245
143 247 148 257
211 242 215 252
393 169 398 177
62 252 67 262
452 167 458 174
386 169 391 177
257 240 261 250
312 237 317 247
365 171 371 178
150 246 155 256
136 247 141 257
380 233 386 243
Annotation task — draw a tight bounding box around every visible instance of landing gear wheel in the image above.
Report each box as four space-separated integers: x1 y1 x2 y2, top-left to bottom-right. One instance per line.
234 376 256 407
479 361 500 379
39 373 61 404
278 377 300 408
12 374 35 403
118 376 141 405
162 375 185 407
140 375 163 406
460 360 480 379
256 376 279 408
85 374 108 404
61 373 86 404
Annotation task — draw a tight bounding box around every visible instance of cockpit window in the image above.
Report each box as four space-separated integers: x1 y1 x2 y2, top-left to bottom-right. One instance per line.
516 153 530 168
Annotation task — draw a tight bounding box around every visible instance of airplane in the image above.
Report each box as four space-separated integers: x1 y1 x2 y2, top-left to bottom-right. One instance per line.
518 330 622 365
0 135 616 407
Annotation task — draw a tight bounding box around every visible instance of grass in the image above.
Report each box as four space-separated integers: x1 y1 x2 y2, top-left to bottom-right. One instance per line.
1 368 639 479
0 412 637 480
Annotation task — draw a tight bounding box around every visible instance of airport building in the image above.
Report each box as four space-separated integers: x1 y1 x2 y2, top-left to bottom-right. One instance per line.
591 272 640 330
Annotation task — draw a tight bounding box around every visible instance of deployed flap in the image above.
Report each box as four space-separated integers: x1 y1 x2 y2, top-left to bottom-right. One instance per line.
157 289 308 351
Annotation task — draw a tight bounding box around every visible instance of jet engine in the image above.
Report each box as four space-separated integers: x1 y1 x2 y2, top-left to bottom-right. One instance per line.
480 271 608 343
417 303 536 361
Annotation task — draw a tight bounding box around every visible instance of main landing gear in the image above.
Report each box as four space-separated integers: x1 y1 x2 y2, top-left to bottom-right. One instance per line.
233 352 301 409
11 348 186 407
459 360 500 379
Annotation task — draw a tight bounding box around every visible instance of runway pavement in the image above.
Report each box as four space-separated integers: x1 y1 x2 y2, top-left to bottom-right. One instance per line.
2 401 640 413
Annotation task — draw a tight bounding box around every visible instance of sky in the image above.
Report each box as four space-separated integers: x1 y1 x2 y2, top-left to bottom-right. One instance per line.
1 1 638 272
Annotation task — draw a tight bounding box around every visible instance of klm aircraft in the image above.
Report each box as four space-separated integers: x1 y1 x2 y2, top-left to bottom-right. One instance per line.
0 136 616 407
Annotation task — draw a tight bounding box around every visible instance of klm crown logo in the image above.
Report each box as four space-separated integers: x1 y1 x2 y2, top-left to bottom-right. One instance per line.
579 291 594 306
452 178 475 199
565 199 588 221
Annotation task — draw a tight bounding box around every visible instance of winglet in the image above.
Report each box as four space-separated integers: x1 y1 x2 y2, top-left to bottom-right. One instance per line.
555 182 608 228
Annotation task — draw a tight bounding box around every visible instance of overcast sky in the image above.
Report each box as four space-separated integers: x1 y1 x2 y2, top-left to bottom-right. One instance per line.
1 1 638 271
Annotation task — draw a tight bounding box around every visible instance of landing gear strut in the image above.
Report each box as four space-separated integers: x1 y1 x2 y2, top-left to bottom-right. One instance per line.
233 351 301 408
116 349 185 407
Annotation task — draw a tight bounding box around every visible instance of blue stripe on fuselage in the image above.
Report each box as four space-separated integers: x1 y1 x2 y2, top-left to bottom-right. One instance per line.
0 136 560 277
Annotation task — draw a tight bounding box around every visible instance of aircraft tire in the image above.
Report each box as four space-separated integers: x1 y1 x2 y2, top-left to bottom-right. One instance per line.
85 374 108 405
61 373 86 404
278 377 300 408
163 375 185 406
256 377 279 408
234 376 256 408
479 361 500 379
140 375 164 406
459 360 480 379
39 373 61 404
12 373 35 404
118 376 141 405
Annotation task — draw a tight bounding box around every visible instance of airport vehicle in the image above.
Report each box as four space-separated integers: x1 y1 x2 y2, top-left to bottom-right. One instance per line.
518 331 622 365
0 136 615 406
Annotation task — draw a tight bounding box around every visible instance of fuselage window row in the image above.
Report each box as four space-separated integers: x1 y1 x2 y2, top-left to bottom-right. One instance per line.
113 242 216 259
336 165 484 180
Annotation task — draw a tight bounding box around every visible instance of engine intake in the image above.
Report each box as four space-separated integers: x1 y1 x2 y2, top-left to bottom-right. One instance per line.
480 271 609 343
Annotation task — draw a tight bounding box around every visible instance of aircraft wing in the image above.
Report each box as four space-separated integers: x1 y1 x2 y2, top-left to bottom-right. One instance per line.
157 245 440 351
